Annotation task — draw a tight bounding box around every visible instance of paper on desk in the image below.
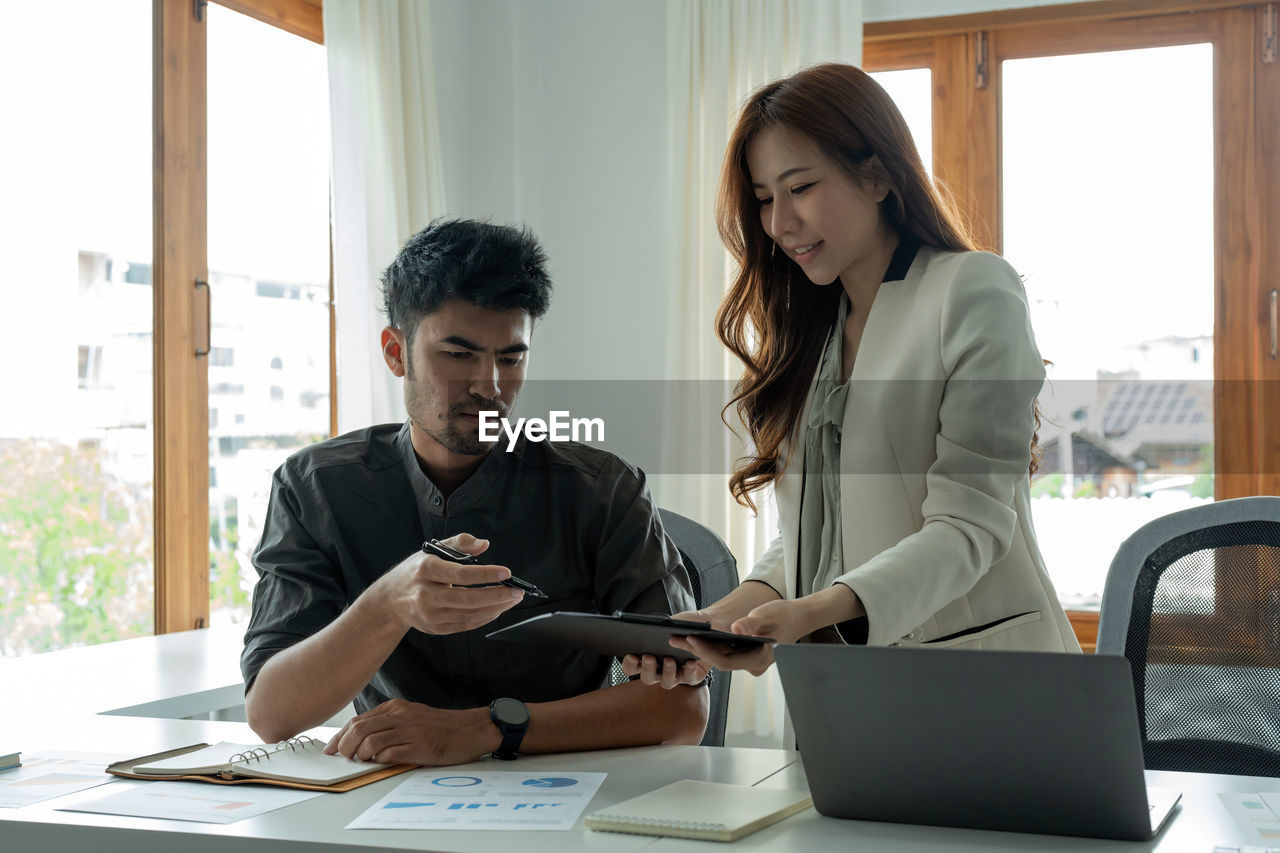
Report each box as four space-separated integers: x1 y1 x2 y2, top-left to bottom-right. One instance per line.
347 770 607 831
1218 793 1280 844
0 751 125 808
60 780 323 824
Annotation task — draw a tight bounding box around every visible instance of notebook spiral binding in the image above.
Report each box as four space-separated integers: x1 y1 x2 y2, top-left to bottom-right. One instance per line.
229 735 322 764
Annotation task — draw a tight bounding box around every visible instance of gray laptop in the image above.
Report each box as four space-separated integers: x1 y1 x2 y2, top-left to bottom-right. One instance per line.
773 644 1180 841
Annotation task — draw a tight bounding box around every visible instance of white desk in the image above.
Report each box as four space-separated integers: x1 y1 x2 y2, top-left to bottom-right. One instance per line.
680 759 1265 853
1 727 798 853
3 624 247 723
0 629 1272 852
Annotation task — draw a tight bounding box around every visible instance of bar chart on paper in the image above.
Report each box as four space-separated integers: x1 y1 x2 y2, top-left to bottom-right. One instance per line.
61 781 322 824
0 752 125 808
347 771 607 831
1220 793 1280 845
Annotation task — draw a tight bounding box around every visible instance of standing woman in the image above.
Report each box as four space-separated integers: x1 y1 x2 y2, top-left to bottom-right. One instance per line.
627 63 1079 690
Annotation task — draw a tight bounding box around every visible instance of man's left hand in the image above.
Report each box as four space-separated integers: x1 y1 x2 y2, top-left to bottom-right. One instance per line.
323 698 497 766
669 597 813 678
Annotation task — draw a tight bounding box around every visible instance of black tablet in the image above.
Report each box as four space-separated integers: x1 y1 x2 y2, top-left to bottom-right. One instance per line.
484 611 773 664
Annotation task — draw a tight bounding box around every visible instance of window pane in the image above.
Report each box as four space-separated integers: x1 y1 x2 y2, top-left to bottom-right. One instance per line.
869 68 932 176
1002 45 1214 610
207 6 331 626
0 1 154 655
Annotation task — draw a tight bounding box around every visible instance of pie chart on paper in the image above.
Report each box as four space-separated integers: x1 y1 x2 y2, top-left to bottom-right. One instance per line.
522 777 578 788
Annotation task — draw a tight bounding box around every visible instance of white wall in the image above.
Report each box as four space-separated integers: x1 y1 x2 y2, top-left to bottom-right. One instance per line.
429 0 671 382
426 0 1083 383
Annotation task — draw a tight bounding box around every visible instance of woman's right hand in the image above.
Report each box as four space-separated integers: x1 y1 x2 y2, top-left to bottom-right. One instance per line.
624 582 784 688
620 609 718 689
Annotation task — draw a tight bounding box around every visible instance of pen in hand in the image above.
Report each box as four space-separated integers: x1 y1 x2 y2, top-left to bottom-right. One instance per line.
421 539 548 599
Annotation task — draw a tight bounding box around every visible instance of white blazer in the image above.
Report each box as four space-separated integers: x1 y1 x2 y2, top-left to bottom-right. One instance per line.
744 246 1080 653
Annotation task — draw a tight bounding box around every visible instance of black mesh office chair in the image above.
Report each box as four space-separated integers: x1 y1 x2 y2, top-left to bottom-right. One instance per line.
1097 496 1280 776
609 508 739 747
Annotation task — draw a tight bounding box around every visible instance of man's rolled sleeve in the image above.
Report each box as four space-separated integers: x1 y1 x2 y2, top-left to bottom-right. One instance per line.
591 460 696 618
240 464 349 693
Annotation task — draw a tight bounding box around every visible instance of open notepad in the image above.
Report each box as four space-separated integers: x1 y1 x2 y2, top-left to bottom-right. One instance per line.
585 780 812 842
108 736 414 792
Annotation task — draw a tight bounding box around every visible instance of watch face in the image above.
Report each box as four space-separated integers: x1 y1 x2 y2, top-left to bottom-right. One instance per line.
492 697 530 726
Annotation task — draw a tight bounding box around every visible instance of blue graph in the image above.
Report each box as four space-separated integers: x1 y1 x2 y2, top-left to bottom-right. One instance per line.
522 777 578 788
431 776 483 787
383 802 436 809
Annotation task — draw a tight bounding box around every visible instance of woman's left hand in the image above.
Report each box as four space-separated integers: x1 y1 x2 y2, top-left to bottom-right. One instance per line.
668 598 814 678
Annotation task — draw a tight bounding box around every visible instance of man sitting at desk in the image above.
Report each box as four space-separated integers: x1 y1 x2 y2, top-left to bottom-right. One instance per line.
241 218 708 765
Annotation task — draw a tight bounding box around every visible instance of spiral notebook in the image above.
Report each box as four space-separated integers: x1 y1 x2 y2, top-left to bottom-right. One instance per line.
585 780 812 842
107 736 414 792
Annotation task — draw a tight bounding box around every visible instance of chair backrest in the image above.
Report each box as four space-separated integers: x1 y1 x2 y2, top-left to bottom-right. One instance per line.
658 508 739 747
1097 495 1280 775
608 508 738 747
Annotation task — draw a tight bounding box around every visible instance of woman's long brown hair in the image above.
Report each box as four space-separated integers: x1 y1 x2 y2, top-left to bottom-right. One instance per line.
715 63 1042 511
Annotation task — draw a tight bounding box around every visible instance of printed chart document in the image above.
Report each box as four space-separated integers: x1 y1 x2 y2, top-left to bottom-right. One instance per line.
1219 793 1280 844
61 780 323 824
348 770 607 831
0 751 124 808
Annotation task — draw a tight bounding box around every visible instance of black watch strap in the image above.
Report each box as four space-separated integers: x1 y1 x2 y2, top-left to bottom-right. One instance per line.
489 697 530 760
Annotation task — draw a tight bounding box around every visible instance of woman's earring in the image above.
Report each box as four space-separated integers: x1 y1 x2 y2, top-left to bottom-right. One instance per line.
771 241 776 258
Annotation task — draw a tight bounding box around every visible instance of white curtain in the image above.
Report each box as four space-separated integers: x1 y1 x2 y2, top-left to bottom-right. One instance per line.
664 0 862 743
324 0 448 432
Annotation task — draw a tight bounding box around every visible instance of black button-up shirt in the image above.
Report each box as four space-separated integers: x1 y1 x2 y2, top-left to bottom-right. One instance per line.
241 421 695 713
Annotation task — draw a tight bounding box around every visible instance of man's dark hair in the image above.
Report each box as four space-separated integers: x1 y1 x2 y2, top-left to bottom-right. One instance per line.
381 218 552 341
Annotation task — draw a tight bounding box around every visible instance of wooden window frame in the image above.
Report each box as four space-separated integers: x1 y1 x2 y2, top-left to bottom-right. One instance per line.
865 0 1279 655
215 0 322 44
154 0 209 633
153 0 329 633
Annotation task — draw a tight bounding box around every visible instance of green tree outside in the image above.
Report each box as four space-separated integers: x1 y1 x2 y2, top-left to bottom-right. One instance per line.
1189 443 1214 499
1031 472 1065 498
0 439 153 656
1073 480 1098 499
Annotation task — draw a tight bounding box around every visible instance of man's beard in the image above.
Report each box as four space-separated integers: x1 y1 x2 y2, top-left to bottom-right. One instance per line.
427 399 509 456
404 355 508 456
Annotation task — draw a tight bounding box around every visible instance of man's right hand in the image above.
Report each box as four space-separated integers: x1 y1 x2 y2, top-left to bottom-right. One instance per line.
619 609 716 689
378 533 525 635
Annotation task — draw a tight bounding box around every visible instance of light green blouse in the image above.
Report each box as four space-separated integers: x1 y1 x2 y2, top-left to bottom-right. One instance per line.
797 294 851 597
